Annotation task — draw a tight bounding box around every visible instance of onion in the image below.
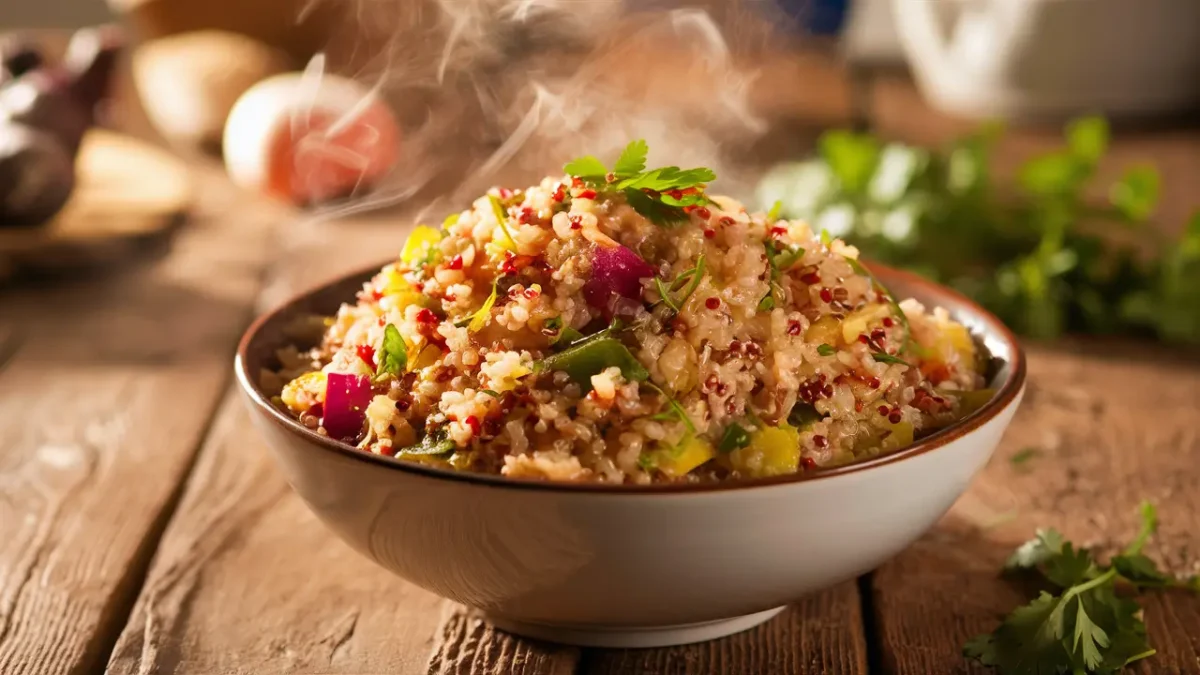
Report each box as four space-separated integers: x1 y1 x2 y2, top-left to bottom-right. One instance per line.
583 244 655 314
322 372 372 441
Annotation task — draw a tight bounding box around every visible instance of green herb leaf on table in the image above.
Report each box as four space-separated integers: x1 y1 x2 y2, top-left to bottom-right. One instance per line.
1010 447 1041 467
1110 165 1160 222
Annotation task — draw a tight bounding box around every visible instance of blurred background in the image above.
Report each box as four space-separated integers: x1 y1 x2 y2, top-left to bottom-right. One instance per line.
2 0 1199 347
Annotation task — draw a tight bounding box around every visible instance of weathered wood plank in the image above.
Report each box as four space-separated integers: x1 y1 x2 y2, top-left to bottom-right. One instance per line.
582 583 869 675
0 166 283 675
106 214 583 675
868 347 1200 674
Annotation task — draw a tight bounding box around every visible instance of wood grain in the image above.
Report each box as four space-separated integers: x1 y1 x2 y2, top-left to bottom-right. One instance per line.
868 346 1200 674
0 165 283 675
582 584 869 675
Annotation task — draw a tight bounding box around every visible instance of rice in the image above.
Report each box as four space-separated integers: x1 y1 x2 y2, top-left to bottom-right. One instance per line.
271 160 990 484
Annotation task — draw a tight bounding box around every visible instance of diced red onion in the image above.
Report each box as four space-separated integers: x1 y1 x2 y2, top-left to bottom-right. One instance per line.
583 244 655 313
323 372 372 440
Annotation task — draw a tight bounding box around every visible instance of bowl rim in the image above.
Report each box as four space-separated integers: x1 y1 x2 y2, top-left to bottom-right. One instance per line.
235 260 1026 495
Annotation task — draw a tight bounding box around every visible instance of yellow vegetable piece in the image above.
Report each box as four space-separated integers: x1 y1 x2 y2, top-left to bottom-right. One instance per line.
941 322 977 371
653 435 717 478
410 344 443 370
841 303 891 344
730 424 801 477
880 420 914 452
281 371 327 413
400 225 442 264
805 315 842 346
958 388 995 416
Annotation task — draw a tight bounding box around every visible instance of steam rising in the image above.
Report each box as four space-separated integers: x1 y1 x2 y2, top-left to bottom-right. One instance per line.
299 0 786 220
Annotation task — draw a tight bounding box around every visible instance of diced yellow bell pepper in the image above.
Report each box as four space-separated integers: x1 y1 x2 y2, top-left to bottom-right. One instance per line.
729 424 801 477
281 371 327 413
652 435 716 478
805 315 842 346
880 420 914 452
379 268 425 308
958 388 995 416
400 225 443 265
841 303 892 344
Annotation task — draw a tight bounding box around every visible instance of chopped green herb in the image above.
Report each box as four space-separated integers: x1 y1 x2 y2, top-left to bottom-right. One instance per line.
718 423 751 453
846 257 914 355
965 501 1200 674
1010 447 1041 467
612 139 648 178
872 352 911 366
676 254 706 307
636 452 657 470
487 195 520 250
817 343 836 356
395 428 456 456
654 277 681 312
644 381 697 434
480 389 501 398
563 155 607 180
375 324 407 379
787 402 822 428
820 229 832 246
757 294 775 311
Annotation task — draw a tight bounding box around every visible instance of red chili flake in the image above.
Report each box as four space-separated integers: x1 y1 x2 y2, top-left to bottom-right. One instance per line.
703 228 716 239
694 207 711 220
668 189 684 199
812 434 828 448
370 289 384 301
705 297 721 310
888 411 903 424
683 205 696 214
858 334 870 345
578 189 597 200
552 184 567 202
787 321 802 336
801 457 818 470
356 344 376 370
413 281 425 292
464 415 481 435
444 293 457 302
868 377 881 389
447 255 464 270
569 215 582 230
871 328 886 342
380 444 398 457
719 216 734 227
377 317 386 326
819 287 833 303
523 288 540 299
800 272 821 285
416 308 437 324
882 317 895 328
855 401 864 412
877 405 890 416
770 226 788 237
518 207 536 224
571 176 584 188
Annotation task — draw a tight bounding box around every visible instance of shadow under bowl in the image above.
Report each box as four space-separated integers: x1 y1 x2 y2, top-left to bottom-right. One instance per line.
235 261 1026 648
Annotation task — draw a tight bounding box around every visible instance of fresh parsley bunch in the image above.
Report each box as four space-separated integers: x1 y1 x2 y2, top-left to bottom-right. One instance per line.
965 502 1200 674
757 117 1200 345
566 139 716 226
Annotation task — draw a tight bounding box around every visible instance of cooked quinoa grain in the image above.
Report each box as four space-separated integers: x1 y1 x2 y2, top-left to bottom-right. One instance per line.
271 142 991 483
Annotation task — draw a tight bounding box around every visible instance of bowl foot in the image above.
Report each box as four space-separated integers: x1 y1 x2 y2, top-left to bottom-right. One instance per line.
485 606 787 648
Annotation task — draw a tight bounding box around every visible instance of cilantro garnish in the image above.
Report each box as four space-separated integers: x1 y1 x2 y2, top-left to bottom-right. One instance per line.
563 140 716 227
395 427 456 456
817 343 836 356
375 324 407 379
846 257 915 355
966 501 1197 674
717 423 751 453
787 402 822 428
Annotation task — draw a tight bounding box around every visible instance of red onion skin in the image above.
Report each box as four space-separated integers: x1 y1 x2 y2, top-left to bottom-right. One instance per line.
583 245 655 315
323 372 373 440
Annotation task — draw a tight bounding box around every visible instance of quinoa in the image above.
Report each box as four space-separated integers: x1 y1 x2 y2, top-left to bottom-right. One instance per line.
271 147 991 484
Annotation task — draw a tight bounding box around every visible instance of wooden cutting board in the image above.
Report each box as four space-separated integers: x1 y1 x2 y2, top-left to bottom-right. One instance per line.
0 128 193 281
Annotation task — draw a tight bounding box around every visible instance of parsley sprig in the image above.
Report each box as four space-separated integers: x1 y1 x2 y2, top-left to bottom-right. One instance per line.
965 502 1198 674
564 140 717 226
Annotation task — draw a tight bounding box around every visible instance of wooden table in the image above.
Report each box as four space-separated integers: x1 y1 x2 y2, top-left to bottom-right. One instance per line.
2 45 1200 675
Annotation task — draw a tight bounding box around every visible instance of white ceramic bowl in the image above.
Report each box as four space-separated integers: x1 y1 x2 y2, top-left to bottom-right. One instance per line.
236 262 1026 648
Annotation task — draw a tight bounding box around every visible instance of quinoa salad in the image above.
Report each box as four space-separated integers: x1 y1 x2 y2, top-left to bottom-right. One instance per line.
266 141 993 484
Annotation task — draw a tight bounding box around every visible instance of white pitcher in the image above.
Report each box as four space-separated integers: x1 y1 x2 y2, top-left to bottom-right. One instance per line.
892 0 1200 120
